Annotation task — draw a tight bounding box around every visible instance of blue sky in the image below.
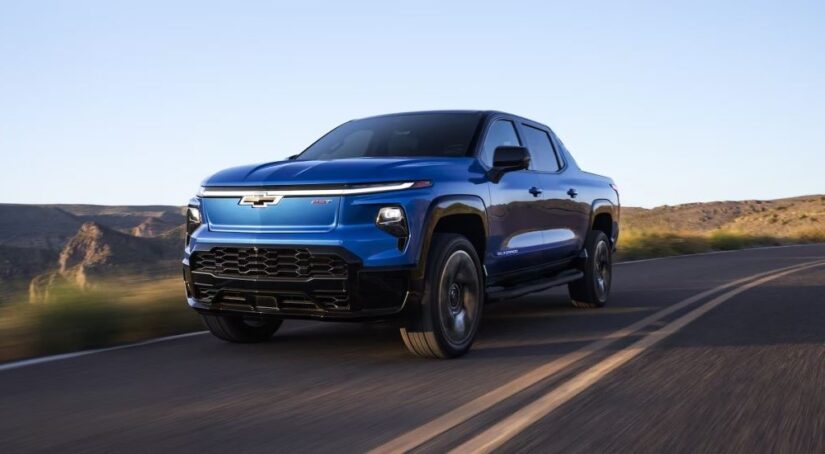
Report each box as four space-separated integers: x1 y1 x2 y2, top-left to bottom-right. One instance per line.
1 1 823 208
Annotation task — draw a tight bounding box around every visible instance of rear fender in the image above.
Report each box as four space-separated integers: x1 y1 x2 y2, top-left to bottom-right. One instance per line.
589 199 619 248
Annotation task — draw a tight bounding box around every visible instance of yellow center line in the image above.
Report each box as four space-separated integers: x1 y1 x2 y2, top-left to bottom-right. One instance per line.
451 259 825 453
369 260 824 453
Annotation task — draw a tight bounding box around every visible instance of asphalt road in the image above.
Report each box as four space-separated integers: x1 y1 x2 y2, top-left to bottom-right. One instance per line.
1 245 824 453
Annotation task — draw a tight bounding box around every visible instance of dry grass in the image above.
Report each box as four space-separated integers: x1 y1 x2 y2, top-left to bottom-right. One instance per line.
618 195 825 260
0 278 201 363
617 228 825 261
623 195 825 235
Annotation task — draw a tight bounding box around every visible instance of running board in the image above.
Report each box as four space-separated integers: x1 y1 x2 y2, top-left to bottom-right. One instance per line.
486 269 584 302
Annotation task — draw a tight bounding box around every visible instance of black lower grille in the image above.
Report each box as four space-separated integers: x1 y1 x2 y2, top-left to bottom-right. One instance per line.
193 286 350 311
191 247 348 279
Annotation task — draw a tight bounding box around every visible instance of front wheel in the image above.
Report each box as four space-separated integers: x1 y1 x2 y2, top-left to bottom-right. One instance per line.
400 233 484 359
202 314 282 343
568 230 612 308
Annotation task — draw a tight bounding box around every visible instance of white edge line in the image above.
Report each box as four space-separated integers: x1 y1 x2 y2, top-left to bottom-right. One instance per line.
614 243 822 266
0 331 208 372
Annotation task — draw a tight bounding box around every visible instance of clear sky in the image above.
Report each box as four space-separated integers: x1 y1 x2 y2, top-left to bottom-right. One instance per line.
1 1 823 208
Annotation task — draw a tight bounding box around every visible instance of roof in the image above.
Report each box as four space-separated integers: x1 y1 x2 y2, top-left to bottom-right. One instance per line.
353 110 548 129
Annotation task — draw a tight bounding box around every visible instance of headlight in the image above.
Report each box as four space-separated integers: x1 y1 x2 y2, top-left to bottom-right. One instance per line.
187 206 201 226
376 206 408 238
377 207 404 223
186 199 202 246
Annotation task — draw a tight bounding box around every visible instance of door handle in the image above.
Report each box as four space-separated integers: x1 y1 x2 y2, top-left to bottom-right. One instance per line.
567 188 578 198
529 187 543 197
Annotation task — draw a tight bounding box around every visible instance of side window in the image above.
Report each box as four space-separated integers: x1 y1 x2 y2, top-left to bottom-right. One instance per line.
481 120 522 166
522 125 560 172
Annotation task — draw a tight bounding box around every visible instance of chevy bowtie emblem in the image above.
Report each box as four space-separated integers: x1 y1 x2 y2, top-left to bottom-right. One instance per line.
239 195 284 208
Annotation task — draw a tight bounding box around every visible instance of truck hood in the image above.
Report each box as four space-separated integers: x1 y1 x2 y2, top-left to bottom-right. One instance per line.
202 157 476 187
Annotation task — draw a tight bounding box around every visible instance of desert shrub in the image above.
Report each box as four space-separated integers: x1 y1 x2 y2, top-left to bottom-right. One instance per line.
794 228 825 243
617 228 820 261
617 231 711 261
708 231 781 251
0 279 201 363
29 288 127 353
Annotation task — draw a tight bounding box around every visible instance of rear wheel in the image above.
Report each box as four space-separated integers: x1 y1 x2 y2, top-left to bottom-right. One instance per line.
400 233 483 359
202 314 282 343
568 230 612 308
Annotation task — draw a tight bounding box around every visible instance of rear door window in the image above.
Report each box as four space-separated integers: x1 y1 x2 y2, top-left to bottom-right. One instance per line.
522 125 560 172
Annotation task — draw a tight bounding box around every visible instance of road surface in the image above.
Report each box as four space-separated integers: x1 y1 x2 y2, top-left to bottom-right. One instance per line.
1 245 824 453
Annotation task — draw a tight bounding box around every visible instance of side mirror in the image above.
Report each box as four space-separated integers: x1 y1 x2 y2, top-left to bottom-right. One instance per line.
488 146 530 182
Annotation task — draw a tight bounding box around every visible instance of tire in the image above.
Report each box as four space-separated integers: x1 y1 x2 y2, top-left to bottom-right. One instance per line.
400 233 484 359
568 230 612 308
202 314 282 343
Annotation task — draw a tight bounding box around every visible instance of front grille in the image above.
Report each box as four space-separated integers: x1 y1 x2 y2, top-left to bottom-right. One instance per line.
191 247 348 279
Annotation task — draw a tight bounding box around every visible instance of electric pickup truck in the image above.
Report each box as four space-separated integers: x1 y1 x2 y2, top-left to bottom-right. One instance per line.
183 111 619 358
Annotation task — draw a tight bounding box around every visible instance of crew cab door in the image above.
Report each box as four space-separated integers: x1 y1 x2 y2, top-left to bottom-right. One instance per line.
482 118 547 279
521 123 587 260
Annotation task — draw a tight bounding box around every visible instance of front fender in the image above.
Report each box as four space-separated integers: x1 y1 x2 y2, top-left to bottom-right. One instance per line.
413 195 488 281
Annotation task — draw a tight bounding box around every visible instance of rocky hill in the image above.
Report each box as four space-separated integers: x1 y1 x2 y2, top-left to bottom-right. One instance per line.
130 215 183 237
28 222 181 302
623 195 825 236
0 204 184 303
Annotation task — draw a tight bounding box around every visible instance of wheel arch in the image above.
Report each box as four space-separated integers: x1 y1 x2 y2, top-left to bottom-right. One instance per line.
414 195 488 281
589 199 619 247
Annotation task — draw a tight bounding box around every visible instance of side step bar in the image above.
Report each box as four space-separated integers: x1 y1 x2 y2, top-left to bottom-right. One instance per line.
486 269 584 302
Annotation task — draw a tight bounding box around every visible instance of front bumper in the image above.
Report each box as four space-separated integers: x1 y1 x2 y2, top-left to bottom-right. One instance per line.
183 245 417 321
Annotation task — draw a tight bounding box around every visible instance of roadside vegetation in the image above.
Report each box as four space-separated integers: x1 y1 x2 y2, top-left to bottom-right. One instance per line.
617 228 825 261
618 195 825 260
0 278 200 363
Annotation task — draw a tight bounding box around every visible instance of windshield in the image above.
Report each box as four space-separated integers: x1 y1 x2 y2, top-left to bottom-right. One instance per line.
296 113 482 161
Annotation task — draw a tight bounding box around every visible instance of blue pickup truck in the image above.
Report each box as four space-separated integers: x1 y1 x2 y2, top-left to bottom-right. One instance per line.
183 111 619 358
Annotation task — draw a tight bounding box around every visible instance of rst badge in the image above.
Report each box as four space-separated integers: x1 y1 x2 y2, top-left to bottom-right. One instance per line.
238 195 284 208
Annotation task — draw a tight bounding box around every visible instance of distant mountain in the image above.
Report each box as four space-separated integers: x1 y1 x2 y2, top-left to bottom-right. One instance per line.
0 204 183 249
0 205 85 250
57 204 185 234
